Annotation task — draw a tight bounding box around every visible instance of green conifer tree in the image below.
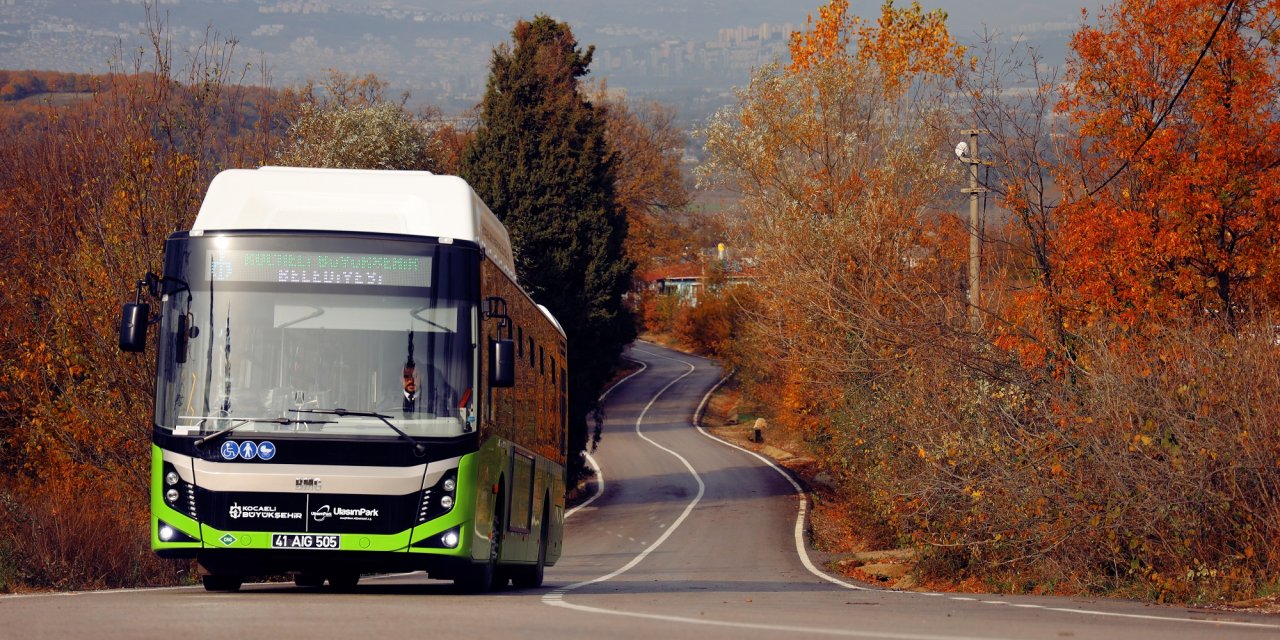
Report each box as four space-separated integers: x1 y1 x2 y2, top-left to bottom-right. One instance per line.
461 15 635 483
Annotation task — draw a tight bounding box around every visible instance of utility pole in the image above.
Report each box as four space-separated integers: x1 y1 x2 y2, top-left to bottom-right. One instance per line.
960 128 989 331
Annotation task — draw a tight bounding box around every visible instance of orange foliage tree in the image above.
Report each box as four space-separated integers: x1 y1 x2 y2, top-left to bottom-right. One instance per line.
888 0 1280 599
0 13 283 589
1059 0 1280 331
0 70 98 102
706 0 1280 601
962 31 1075 370
588 84 693 276
701 0 969 435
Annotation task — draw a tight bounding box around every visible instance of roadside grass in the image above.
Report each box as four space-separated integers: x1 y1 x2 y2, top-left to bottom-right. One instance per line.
0 480 192 592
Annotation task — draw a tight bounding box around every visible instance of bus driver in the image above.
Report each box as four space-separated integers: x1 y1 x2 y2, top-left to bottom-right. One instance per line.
398 360 456 418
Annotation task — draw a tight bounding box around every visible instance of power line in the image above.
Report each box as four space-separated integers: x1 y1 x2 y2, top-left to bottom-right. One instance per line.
1086 0 1236 197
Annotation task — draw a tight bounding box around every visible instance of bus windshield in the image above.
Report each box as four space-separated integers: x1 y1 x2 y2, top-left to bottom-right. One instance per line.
153 234 477 439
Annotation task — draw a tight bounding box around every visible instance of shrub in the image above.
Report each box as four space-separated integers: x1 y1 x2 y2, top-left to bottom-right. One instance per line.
670 283 753 357
809 318 1280 601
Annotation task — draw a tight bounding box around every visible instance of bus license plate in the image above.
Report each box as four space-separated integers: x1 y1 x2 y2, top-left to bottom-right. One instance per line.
271 534 340 550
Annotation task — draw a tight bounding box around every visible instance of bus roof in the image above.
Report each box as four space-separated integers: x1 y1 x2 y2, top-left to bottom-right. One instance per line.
537 304 565 338
191 167 516 279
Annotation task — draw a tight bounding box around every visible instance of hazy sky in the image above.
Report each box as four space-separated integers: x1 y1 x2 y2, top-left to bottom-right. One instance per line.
1 0 1113 115
450 0 1110 38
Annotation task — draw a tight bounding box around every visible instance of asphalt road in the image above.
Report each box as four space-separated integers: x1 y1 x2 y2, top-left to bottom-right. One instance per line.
3 341 1278 639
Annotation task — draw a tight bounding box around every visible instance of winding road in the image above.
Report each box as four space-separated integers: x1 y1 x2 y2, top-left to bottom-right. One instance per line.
3 341 1278 639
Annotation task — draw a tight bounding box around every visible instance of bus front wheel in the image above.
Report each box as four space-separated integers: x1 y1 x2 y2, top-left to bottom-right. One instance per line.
328 572 359 591
456 498 503 592
202 574 243 592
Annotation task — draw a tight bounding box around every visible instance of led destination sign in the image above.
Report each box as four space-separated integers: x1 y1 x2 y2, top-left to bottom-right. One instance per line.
208 250 430 287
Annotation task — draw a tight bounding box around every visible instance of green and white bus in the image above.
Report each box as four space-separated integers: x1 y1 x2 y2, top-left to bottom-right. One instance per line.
119 167 568 592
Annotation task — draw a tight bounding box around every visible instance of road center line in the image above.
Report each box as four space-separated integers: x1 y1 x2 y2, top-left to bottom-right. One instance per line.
544 351 702 600
548 345 1280 634
546 347 1023 640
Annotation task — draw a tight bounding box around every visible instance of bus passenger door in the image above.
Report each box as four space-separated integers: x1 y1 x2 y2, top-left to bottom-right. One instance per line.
506 450 535 560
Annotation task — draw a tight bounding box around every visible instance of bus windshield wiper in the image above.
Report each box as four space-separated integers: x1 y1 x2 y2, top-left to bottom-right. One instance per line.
290 408 426 457
193 416 336 449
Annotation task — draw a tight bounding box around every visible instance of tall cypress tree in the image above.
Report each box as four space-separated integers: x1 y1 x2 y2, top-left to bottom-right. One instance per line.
461 15 635 484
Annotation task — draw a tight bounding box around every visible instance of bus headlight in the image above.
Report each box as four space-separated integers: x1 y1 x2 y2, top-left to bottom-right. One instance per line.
441 529 459 548
165 488 180 504
156 519 197 544
165 471 180 486
418 470 458 524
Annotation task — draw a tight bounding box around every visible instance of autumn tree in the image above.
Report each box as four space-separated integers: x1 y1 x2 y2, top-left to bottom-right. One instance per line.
700 0 968 430
963 32 1075 368
849 0 1280 598
460 16 635 483
1059 0 1280 330
589 85 692 275
429 117 474 176
295 68 406 109
0 70 98 102
276 101 445 170
273 70 447 171
0 9 281 589
695 0 1280 600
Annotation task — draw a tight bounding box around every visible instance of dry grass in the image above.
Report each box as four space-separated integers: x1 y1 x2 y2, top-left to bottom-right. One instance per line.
0 479 191 592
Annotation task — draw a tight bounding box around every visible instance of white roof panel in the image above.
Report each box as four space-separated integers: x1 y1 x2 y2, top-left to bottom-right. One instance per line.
191 167 515 278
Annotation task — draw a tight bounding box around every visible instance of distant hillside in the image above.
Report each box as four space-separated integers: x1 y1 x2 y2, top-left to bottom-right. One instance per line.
0 70 99 102
13 91 94 107
0 69 284 140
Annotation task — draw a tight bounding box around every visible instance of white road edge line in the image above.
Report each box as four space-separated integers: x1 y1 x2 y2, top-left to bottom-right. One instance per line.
683 363 870 592
0 584 205 599
544 351 701 597
544 597 1022 640
564 452 602 520
545 347 1025 640
600 347 1280 632
599 357 649 402
566 357 647 520
683 362 1280 632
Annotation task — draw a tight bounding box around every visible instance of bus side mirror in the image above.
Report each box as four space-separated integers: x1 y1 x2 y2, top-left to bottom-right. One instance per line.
490 339 515 388
119 302 150 353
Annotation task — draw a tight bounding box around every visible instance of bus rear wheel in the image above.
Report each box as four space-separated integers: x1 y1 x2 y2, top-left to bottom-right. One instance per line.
512 502 548 589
